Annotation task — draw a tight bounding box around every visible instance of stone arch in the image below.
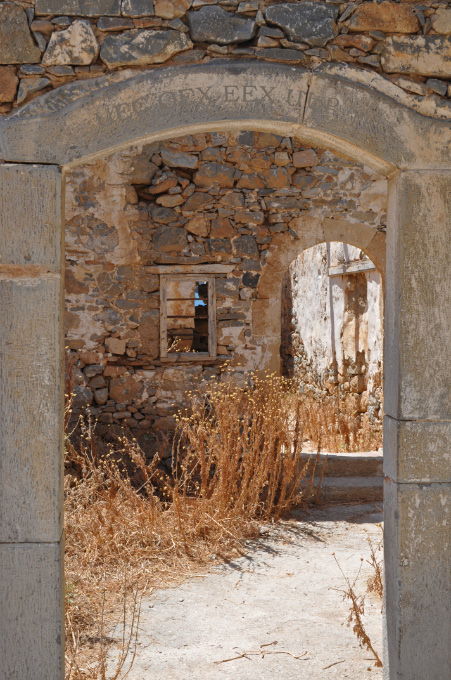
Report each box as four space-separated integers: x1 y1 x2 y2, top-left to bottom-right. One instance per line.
2 61 451 173
0 61 449 680
253 214 385 372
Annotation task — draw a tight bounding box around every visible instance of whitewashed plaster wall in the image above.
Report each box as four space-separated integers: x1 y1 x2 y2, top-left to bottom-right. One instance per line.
288 241 383 394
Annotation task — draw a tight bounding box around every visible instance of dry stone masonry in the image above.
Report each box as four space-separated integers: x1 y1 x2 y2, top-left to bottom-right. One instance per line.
2 1 451 116
64 130 386 437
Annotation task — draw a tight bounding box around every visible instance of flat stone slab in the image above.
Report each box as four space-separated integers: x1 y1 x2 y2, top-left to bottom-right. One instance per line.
381 36 451 78
35 0 121 16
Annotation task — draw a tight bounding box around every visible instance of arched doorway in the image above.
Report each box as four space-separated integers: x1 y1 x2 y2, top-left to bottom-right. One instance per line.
0 62 449 680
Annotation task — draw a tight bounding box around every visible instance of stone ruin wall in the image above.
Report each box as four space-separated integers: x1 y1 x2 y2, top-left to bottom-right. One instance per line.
64 129 387 436
282 241 384 426
2 1 451 122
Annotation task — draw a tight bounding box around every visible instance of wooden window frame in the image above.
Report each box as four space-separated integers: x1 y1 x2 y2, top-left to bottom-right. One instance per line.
159 274 217 362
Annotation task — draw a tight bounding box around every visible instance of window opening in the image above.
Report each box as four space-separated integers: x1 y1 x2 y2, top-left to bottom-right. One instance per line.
160 275 216 360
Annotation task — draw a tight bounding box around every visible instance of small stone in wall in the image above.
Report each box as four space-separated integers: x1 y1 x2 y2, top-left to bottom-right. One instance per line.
72 386 94 409
42 20 99 66
185 214 209 237
0 66 18 103
349 2 419 34
187 6 256 45
160 148 198 169
381 36 451 78
105 337 126 354
100 29 192 67
94 388 109 406
194 162 236 189
430 8 451 35
17 76 51 104
154 0 190 20
153 225 187 252
110 375 144 403
122 0 155 18
97 17 135 31
292 149 319 168
0 3 41 64
36 0 121 16
265 2 339 47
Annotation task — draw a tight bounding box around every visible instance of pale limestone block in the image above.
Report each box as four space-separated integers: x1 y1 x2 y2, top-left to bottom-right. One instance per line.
0 542 64 680
0 62 310 165
0 275 63 542
384 416 451 484
0 164 62 267
384 171 451 420
303 71 451 171
384 480 451 679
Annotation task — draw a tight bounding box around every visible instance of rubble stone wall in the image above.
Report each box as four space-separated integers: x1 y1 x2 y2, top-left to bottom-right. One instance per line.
2 1 451 121
64 129 386 432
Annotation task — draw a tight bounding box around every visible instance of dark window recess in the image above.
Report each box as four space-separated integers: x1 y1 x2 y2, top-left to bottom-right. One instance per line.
167 280 209 353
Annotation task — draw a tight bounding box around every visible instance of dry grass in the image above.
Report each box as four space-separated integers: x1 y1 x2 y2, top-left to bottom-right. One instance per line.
333 528 384 669
294 386 382 454
64 370 317 678
64 363 382 678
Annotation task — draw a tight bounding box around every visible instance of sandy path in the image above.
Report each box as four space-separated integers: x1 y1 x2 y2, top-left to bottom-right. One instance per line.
110 504 383 680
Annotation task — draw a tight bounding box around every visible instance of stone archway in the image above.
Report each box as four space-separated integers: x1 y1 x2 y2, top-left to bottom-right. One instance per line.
252 213 385 373
0 62 449 680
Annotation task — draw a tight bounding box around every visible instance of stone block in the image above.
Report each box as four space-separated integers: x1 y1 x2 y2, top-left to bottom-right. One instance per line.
0 3 41 64
122 0 154 18
100 29 192 67
349 2 419 34
384 416 451 483
17 76 51 104
0 543 64 680
265 2 338 47
36 0 121 16
0 164 62 268
0 66 19 103
303 70 451 171
384 171 451 420
0 163 62 269
187 6 256 45
382 36 451 78
42 19 99 66
0 276 63 542
431 8 451 35
384 480 451 679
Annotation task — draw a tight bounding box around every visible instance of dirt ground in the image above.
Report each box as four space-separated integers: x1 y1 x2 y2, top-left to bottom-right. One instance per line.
110 503 383 680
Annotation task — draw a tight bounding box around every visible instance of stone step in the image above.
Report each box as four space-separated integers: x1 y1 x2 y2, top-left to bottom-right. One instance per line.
299 451 383 478
310 476 384 504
